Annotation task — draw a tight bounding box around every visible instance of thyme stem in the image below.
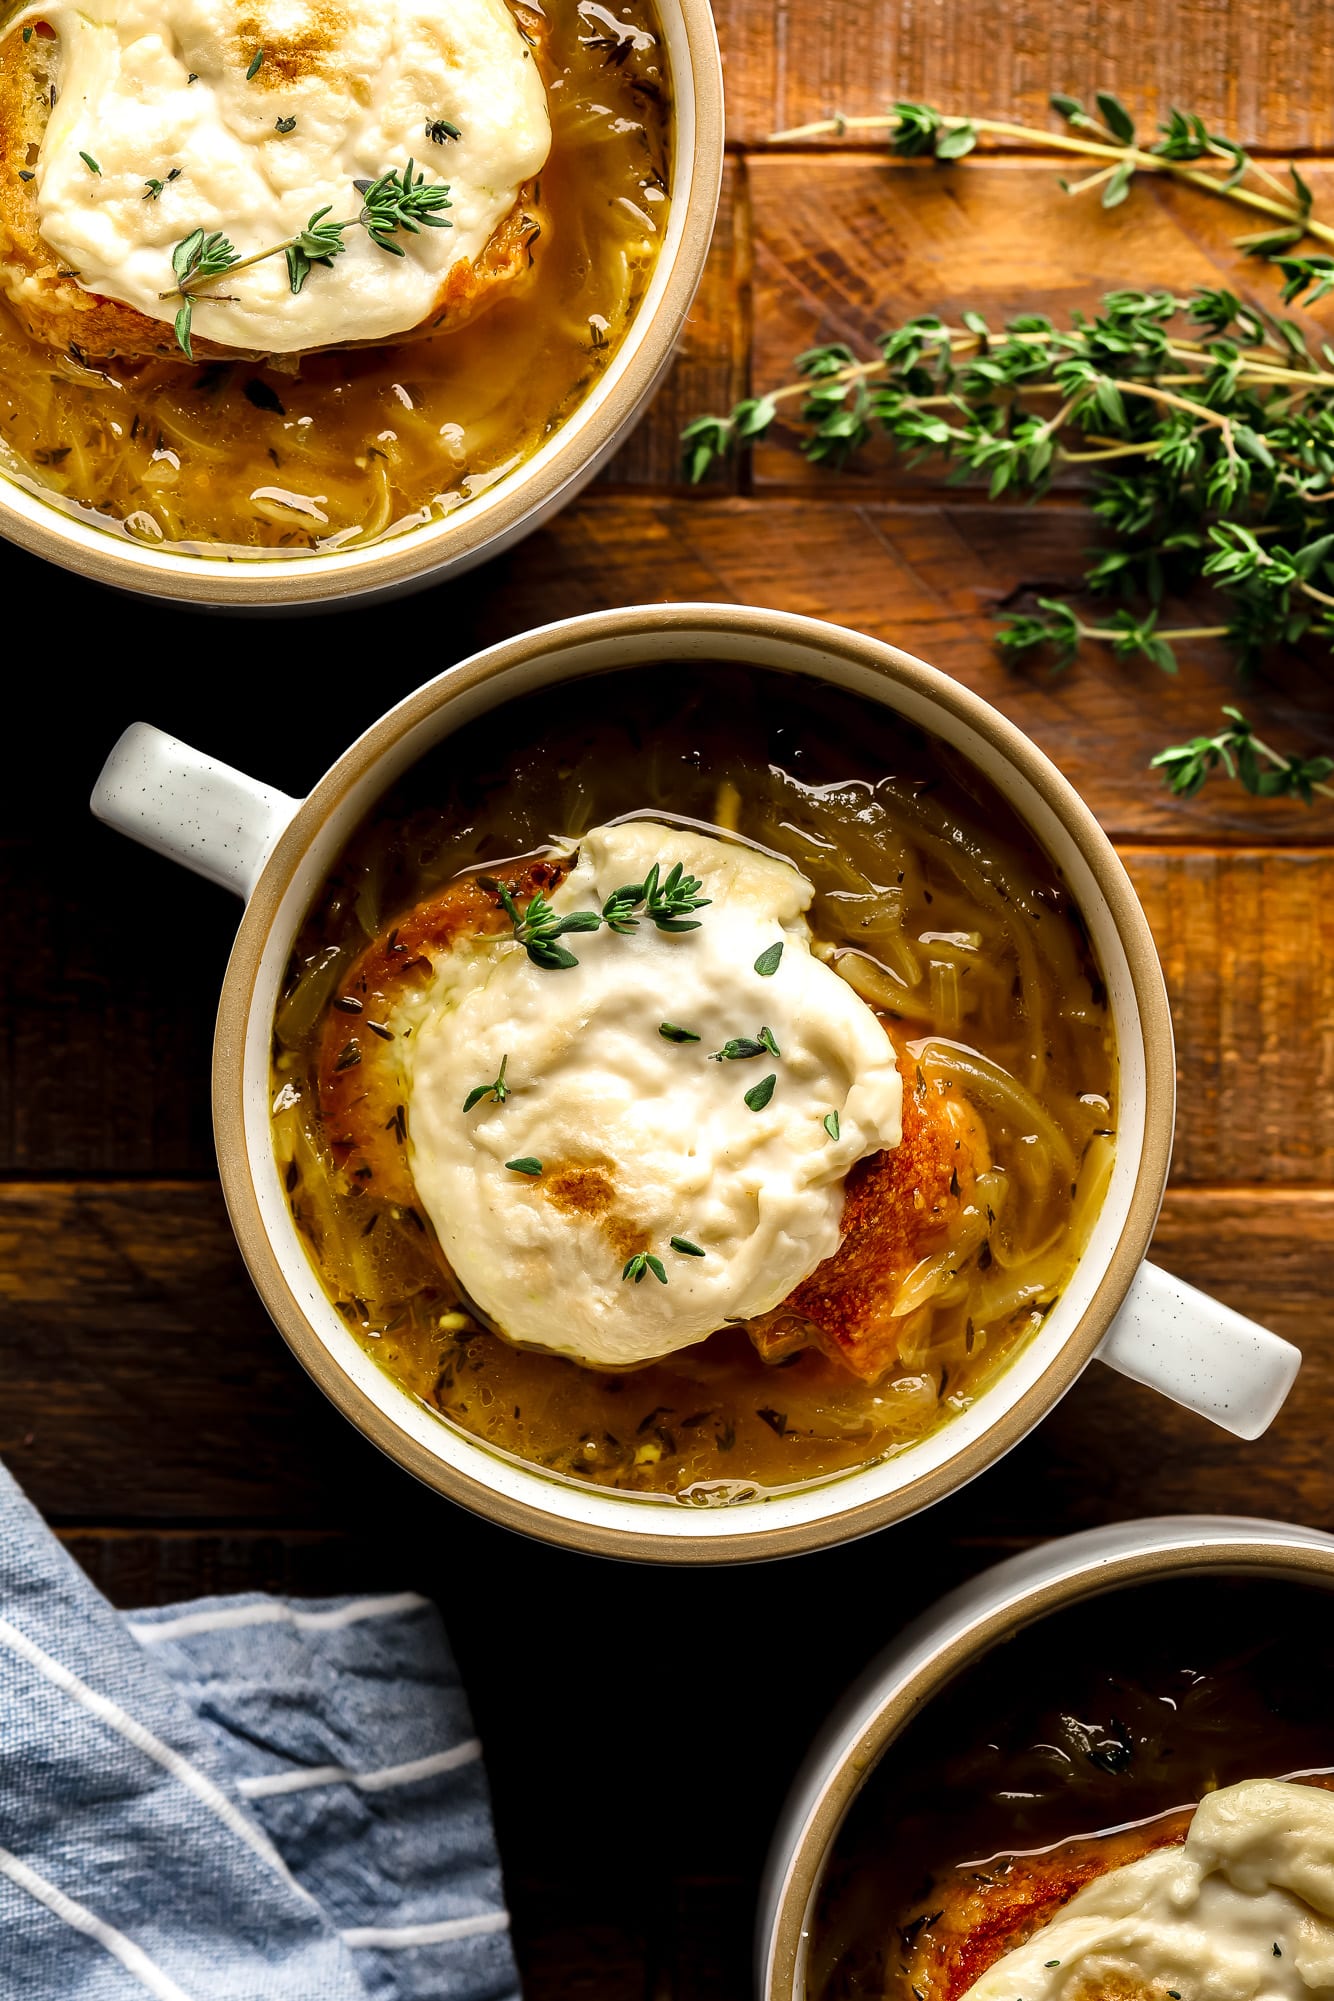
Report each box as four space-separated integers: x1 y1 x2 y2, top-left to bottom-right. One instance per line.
766 110 1334 252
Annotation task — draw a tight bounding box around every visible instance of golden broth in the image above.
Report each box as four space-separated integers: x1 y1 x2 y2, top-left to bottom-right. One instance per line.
270 665 1116 1504
809 1577 1334 2001
0 0 669 555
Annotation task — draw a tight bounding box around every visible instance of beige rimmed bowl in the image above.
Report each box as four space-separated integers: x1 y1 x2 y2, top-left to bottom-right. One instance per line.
758 1514 1334 1999
0 0 723 606
90 603 1299 1563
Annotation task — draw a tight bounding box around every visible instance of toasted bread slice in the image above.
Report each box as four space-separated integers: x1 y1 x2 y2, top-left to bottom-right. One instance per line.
0 9 545 363
314 868 980 1376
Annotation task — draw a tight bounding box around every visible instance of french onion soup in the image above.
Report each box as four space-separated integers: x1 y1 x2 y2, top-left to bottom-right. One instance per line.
271 664 1116 1503
809 1576 1334 2001
0 0 669 550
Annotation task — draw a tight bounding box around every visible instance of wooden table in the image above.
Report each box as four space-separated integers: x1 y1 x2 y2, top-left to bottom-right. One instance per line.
5 1 1334 1991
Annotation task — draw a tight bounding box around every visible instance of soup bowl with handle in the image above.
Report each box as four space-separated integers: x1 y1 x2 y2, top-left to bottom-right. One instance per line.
0 0 723 609
89 602 1301 1561
758 1512 1334 2000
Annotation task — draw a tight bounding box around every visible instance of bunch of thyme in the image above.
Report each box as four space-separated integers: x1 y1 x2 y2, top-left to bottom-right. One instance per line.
682 92 1334 806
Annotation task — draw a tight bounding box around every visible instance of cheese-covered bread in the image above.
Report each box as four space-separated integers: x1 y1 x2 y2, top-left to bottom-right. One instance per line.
954 1781 1334 2001
313 821 908 1372
0 0 550 360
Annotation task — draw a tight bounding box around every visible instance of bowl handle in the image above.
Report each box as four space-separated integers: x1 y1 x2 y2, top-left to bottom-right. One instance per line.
90 722 299 901
1096 1260 1300 1440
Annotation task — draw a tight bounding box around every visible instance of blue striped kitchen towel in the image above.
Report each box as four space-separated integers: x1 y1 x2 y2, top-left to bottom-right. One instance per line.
0 1461 519 2001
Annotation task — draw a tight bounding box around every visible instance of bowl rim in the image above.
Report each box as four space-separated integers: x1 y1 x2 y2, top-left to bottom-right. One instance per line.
211 601 1177 1563
762 1515 1334 2000
0 0 724 605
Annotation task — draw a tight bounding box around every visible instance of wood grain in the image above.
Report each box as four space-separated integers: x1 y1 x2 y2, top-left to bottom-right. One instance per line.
1126 849 1334 1184
713 0 1334 150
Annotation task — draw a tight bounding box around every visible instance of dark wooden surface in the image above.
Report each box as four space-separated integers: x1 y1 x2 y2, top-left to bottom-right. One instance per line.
5 4 1334 1992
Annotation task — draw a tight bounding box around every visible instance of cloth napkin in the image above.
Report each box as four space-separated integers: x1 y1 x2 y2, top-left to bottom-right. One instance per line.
0 1462 519 2001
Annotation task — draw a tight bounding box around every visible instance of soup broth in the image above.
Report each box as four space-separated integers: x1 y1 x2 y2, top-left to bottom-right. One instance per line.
809 1576 1334 2001
0 0 669 555
271 664 1115 1503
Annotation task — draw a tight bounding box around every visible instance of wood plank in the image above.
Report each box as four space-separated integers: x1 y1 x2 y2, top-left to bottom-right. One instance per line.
713 0 1334 151
600 157 749 491
972 1186 1334 1536
743 156 1334 493
5 1178 1331 1527
1128 849 1334 1186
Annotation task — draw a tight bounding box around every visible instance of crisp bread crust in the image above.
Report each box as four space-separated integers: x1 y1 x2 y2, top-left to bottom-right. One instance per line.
0 9 546 362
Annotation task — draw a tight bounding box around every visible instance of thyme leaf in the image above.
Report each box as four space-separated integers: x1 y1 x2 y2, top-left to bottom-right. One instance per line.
658 1022 702 1042
823 1110 841 1140
744 1073 777 1112
754 941 784 976
670 1235 706 1257
505 1156 543 1176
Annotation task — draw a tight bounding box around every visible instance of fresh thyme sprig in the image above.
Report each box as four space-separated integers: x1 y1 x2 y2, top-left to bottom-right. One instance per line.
490 881 603 971
767 92 1334 264
623 1251 668 1284
1152 707 1334 801
163 161 453 357
462 1055 511 1113
683 287 1334 787
602 861 712 933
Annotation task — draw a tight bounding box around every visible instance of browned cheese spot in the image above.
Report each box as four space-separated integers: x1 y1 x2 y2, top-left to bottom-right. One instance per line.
540 1163 649 1264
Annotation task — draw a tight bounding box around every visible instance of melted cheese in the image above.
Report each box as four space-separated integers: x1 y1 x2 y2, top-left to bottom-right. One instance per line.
964 1781 1334 2001
18 0 550 351
398 821 904 1368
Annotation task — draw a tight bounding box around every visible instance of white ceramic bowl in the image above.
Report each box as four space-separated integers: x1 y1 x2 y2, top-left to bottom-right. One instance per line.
759 1513 1334 1998
90 604 1300 1561
0 0 723 608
